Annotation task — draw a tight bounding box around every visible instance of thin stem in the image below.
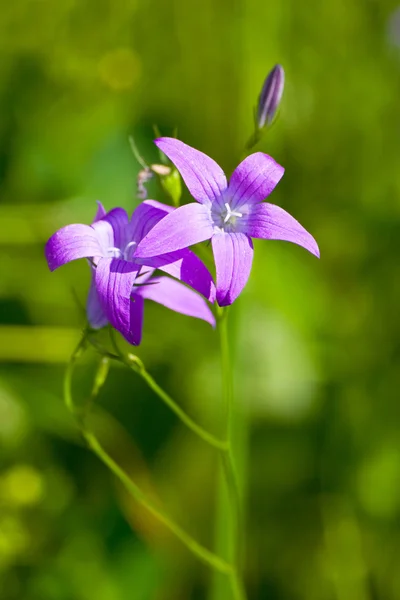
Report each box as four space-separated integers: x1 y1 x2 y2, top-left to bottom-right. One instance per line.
108 327 228 451
129 135 149 169
244 129 262 153
64 330 89 417
229 572 248 600
216 306 247 600
218 308 242 539
64 337 233 576
82 429 232 574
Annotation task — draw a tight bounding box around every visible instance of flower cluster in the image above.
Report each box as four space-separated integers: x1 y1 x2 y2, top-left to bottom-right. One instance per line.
45 138 319 344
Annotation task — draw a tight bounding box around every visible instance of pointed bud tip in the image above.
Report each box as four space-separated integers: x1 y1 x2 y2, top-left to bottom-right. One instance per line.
257 64 285 129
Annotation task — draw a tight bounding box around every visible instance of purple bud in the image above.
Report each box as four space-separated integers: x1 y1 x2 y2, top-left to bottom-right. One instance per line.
257 64 285 129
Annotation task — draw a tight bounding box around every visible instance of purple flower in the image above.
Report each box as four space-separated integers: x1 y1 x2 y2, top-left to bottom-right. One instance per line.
45 200 216 344
257 65 285 129
134 138 320 306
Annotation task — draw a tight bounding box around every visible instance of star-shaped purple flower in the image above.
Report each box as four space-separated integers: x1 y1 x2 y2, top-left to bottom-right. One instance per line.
45 200 216 344
134 138 320 306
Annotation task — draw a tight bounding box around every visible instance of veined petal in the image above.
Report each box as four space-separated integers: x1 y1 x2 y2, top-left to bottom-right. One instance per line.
135 277 215 327
87 274 108 329
127 294 145 346
130 199 173 245
45 224 103 271
134 203 213 258
243 203 320 257
95 258 141 344
155 137 227 205
142 199 174 213
135 266 156 285
139 248 216 303
91 207 130 255
228 153 284 208
212 232 254 306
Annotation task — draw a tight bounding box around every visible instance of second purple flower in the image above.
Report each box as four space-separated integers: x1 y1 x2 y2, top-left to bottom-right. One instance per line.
45 200 216 344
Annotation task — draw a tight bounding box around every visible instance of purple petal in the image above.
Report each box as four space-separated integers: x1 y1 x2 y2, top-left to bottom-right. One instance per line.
243 203 320 257
94 201 107 222
91 208 130 255
228 153 284 208
143 199 174 214
154 137 227 205
87 274 108 329
131 201 216 301
212 232 254 306
130 200 172 245
135 266 156 285
45 224 104 271
127 294 145 346
134 203 213 258
135 276 215 327
95 258 141 344
141 249 216 303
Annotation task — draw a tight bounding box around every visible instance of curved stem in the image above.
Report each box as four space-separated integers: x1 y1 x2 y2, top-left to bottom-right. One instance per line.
108 327 228 451
64 336 233 576
82 429 232 574
64 331 89 417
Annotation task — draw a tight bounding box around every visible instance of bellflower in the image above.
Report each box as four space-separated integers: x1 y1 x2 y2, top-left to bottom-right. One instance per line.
45 200 216 344
134 138 320 306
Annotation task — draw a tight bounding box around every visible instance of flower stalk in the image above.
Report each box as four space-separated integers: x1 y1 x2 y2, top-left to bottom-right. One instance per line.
68 326 247 598
64 333 234 576
212 306 247 600
108 327 229 451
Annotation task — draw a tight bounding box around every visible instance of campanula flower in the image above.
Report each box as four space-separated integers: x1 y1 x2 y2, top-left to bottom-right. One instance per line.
134 138 319 306
45 200 216 344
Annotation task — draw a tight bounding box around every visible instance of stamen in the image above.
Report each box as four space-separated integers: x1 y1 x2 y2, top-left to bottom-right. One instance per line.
223 202 243 224
107 247 123 258
124 241 137 260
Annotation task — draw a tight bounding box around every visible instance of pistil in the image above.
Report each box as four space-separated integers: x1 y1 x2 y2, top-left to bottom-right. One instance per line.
223 203 243 225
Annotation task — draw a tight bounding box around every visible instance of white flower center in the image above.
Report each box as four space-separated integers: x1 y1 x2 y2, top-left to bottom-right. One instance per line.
107 246 123 258
222 202 243 225
123 241 137 260
211 200 244 232
107 241 137 261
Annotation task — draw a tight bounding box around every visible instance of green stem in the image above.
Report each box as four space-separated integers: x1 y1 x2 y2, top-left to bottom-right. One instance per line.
64 331 89 417
82 429 232 574
64 336 233 576
215 306 247 600
244 129 262 153
108 327 228 451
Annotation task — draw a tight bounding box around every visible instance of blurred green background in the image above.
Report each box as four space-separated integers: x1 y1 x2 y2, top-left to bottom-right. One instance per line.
1 0 400 598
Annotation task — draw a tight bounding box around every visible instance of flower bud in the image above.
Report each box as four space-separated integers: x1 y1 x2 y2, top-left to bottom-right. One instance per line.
257 64 285 129
152 164 182 207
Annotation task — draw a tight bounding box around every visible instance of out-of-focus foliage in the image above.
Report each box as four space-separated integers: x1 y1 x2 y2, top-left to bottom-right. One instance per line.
1 0 400 598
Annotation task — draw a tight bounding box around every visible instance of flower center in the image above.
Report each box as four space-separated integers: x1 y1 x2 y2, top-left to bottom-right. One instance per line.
222 202 242 225
212 201 243 232
107 246 123 258
123 241 137 261
107 241 137 261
